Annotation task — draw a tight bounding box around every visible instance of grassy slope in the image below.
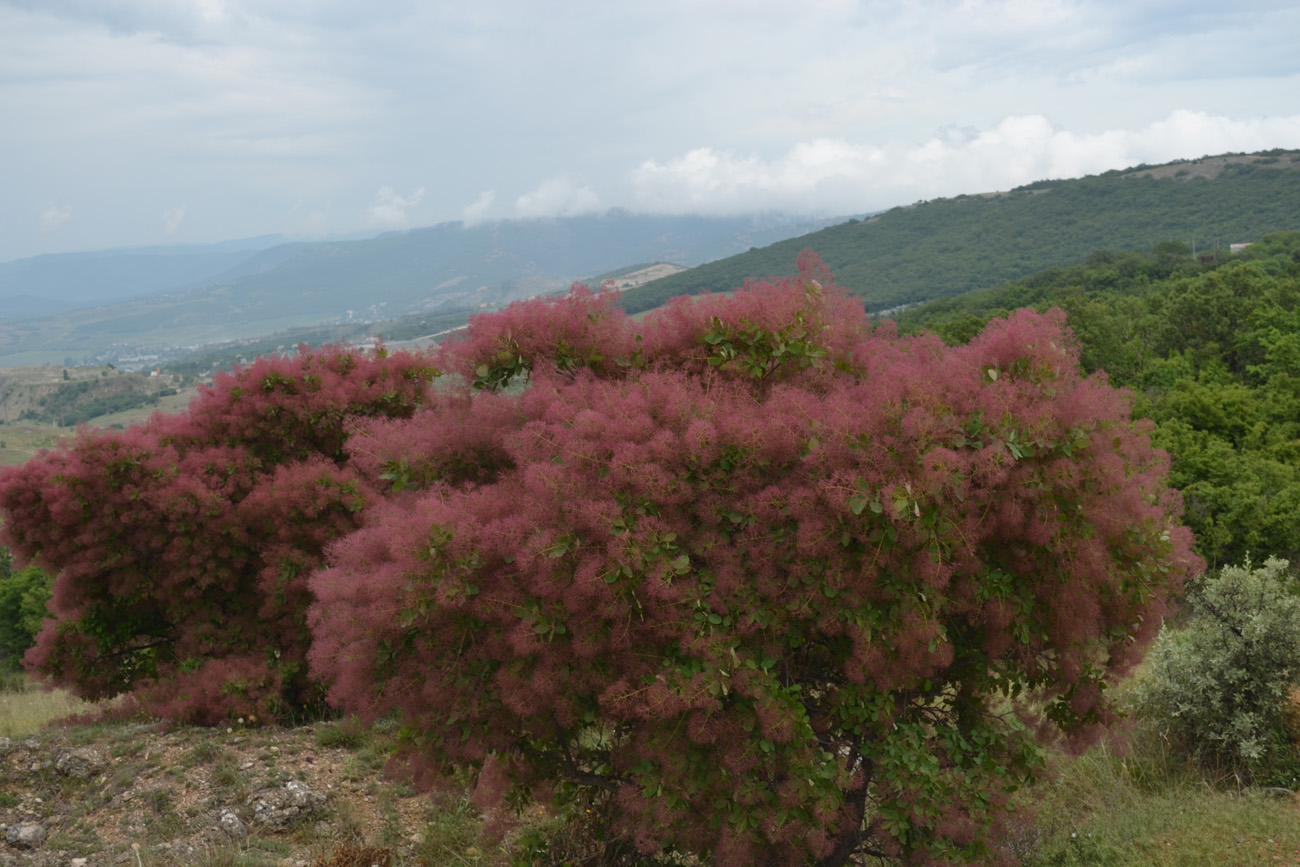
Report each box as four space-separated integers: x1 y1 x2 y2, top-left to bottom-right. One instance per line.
0 424 68 468
1021 737 1300 866
0 365 203 466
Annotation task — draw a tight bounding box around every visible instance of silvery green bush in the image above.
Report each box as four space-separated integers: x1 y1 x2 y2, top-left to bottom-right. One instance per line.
1136 557 1300 782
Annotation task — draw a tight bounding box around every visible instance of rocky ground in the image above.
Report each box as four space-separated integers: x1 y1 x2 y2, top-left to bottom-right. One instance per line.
0 716 499 867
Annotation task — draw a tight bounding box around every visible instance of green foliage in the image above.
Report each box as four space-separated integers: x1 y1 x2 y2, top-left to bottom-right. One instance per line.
901 232 1300 569
1010 671 1300 866
315 716 368 750
0 547 52 669
700 309 828 378
1134 557 1300 784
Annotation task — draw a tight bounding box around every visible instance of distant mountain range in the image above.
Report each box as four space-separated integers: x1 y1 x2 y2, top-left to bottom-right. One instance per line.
0 235 287 319
5 150 1300 370
0 213 843 366
620 150 1300 314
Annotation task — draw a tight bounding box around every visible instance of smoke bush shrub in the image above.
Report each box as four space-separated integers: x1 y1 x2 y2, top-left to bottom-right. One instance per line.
1134 557 1300 783
308 256 1202 866
441 280 636 391
0 346 438 723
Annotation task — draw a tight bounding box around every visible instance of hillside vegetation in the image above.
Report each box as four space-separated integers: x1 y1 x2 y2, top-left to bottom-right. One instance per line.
898 231 1300 572
0 366 187 430
620 151 1300 314
7 162 1300 865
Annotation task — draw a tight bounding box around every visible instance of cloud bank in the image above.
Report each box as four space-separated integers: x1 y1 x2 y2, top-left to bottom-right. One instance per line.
461 191 495 225
2 0 1299 260
514 176 600 219
40 204 72 233
628 111 1300 216
366 186 425 229
163 205 187 235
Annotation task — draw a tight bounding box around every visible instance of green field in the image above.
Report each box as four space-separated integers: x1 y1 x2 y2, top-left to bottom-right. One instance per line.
0 423 69 467
0 365 201 466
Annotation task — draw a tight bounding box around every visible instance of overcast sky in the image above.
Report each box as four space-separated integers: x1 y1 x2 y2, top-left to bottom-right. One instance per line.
3 0 1299 263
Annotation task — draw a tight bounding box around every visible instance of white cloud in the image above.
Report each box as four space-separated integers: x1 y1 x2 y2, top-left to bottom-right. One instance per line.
630 111 1300 215
3 0 1300 262
39 203 72 233
366 185 424 229
163 205 187 235
0 0 243 42
514 176 599 218
295 210 330 236
461 190 495 225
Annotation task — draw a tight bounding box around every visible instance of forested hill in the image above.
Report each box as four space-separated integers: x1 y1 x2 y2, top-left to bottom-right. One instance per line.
619 150 1300 315
897 230 1300 571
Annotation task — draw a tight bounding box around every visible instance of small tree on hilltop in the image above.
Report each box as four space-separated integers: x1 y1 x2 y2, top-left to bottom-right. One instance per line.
0 346 438 723
308 256 1202 865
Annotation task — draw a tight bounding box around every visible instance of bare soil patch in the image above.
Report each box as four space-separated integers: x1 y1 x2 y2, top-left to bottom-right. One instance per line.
608 264 687 291
1126 152 1300 181
0 709 495 867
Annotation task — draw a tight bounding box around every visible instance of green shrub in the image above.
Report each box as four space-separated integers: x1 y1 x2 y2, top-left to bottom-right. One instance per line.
1134 557 1300 784
0 547 52 669
315 716 367 750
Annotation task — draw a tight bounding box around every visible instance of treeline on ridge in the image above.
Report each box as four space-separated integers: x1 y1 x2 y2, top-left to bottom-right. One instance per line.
620 154 1300 315
900 230 1300 569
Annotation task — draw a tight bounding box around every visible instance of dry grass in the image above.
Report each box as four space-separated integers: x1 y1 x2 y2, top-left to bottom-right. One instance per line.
0 364 201 468
0 422 71 467
1019 746 1300 865
87 384 201 430
1012 674 1300 867
0 388 202 468
0 676 96 737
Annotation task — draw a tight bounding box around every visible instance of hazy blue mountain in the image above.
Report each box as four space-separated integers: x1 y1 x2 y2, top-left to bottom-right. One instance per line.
2 295 63 320
0 213 840 366
0 235 288 316
176 212 842 320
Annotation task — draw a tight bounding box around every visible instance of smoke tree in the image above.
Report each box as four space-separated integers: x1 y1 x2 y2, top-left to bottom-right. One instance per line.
0 346 438 723
308 256 1202 865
